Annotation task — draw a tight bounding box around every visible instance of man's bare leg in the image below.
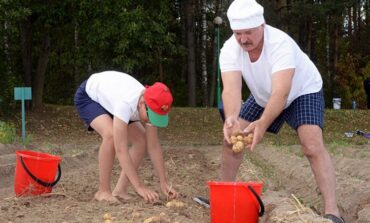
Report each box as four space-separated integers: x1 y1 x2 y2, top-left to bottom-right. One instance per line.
221 142 245 181
298 125 340 217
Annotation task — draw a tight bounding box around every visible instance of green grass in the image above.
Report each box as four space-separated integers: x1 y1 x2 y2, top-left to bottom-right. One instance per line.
158 107 224 146
160 107 370 147
4 105 370 147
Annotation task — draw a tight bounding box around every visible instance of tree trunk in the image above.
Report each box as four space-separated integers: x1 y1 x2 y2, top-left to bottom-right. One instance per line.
333 17 339 68
74 21 81 86
158 50 164 82
306 19 312 57
200 0 208 107
356 0 361 41
348 5 353 38
326 15 333 96
185 0 197 106
366 0 369 25
33 35 50 109
21 18 33 88
4 21 12 75
179 1 187 83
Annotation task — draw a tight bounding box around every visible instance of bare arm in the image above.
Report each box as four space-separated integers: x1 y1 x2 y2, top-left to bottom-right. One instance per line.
245 68 295 150
221 70 243 143
113 117 159 202
113 117 142 188
145 124 178 198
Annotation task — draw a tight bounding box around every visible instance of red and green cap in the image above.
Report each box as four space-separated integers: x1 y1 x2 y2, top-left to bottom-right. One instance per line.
143 82 173 127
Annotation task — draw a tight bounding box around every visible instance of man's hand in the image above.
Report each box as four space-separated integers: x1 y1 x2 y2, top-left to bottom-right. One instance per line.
243 119 267 151
160 182 179 199
223 116 241 144
136 185 159 203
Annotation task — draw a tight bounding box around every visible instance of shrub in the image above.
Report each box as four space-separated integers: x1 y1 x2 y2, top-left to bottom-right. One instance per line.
0 121 16 144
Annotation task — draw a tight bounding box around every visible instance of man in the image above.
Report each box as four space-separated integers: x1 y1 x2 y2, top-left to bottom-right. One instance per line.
74 71 178 203
219 0 344 222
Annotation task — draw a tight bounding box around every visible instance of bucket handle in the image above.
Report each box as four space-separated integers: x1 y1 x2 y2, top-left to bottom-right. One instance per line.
248 185 265 217
19 156 62 188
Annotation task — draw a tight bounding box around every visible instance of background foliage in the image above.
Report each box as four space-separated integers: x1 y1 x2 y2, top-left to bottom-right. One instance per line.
0 0 369 112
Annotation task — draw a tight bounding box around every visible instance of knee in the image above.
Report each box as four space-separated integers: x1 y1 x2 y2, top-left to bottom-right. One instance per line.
101 130 114 145
131 133 147 150
301 140 325 158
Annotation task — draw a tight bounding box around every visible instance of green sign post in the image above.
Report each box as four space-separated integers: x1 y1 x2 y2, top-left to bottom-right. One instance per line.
14 87 32 140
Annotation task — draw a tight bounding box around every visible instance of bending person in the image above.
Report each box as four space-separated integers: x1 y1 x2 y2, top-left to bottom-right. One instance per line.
74 71 178 203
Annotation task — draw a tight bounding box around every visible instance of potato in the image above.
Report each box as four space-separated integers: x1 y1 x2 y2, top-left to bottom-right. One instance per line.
103 213 112 220
232 141 244 153
143 215 161 223
231 132 253 153
165 200 185 208
230 135 238 144
244 133 253 145
236 135 243 141
234 146 242 153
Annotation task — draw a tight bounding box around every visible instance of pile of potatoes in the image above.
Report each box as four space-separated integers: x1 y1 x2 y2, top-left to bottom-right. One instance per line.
230 132 253 153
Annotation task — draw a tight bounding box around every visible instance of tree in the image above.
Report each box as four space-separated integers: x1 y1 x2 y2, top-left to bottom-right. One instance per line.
200 0 208 107
184 0 197 106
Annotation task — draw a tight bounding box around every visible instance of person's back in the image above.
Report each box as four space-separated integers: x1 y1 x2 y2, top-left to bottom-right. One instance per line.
86 71 145 123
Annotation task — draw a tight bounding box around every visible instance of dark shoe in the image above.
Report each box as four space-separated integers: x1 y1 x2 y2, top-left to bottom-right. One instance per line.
324 214 345 223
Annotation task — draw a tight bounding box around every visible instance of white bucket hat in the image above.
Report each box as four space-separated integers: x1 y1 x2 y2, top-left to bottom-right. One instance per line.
227 0 265 30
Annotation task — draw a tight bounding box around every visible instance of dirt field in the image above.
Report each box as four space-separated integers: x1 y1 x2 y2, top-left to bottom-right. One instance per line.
0 106 369 223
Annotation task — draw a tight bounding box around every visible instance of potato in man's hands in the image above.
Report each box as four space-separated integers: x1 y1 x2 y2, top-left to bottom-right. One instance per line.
244 133 254 145
232 141 244 152
230 135 238 144
230 132 254 153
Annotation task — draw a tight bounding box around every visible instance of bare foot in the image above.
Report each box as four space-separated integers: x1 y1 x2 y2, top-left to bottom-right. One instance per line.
112 191 133 200
94 191 119 203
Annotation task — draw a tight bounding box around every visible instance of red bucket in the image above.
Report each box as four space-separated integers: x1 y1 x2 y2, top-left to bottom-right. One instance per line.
14 150 62 196
208 181 264 223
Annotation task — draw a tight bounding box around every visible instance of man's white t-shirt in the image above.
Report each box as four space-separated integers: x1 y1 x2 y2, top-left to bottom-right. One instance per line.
220 25 323 108
85 71 145 124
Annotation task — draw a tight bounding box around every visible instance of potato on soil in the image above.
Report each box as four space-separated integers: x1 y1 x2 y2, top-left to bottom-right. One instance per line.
143 212 167 223
103 213 112 220
165 199 185 208
143 216 161 223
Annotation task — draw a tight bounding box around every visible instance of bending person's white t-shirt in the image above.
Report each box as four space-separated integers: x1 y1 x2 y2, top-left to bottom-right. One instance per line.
220 25 322 108
86 71 145 124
